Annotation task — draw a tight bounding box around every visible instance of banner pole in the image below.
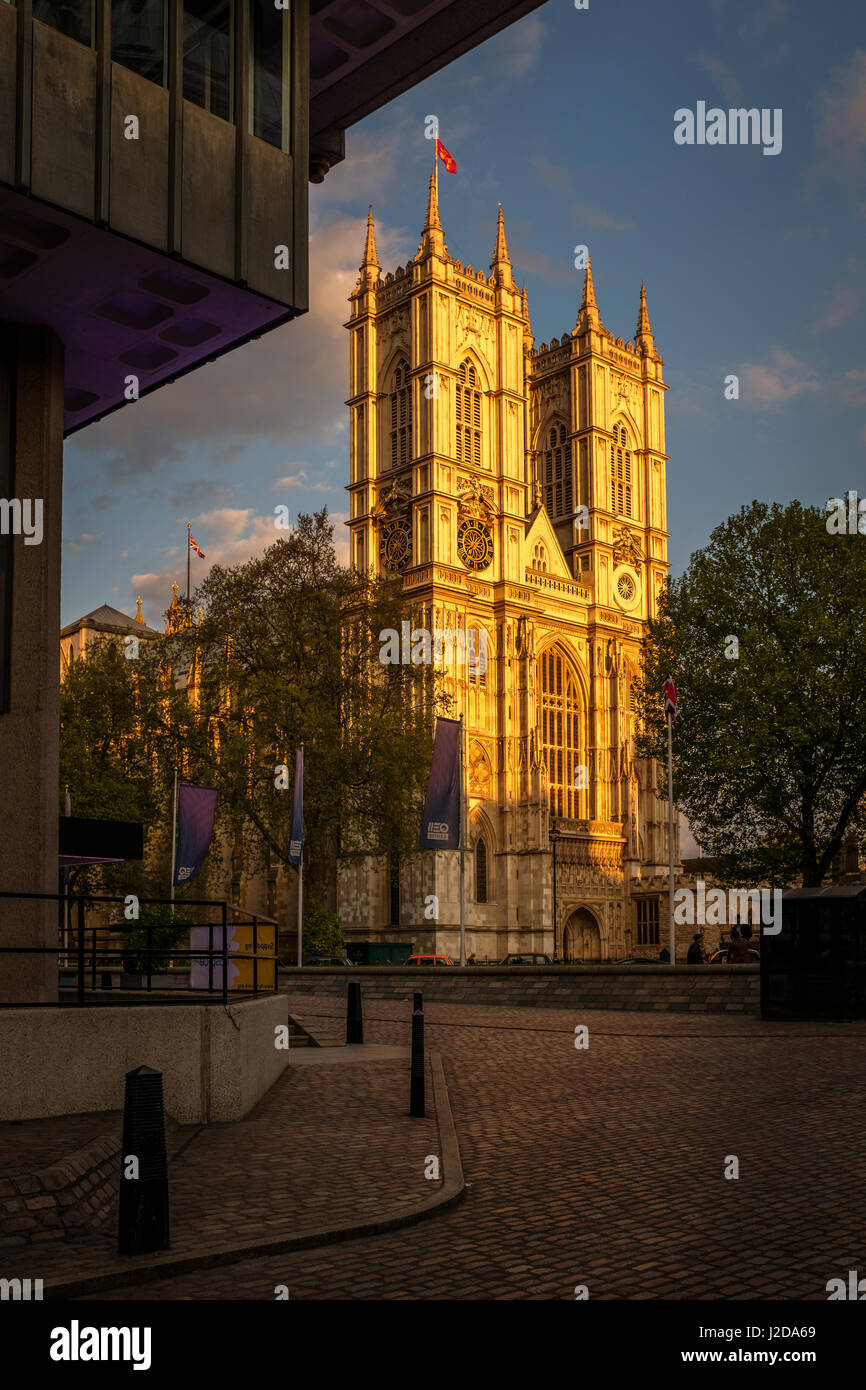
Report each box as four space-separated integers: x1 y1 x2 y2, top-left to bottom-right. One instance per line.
297 742 304 970
667 711 675 964
459 713 465 967
170 769 178 907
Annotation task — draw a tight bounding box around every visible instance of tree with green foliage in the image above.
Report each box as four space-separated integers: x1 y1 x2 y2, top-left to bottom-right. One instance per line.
635 500 866 887
301 895 343 960
60 511 448 918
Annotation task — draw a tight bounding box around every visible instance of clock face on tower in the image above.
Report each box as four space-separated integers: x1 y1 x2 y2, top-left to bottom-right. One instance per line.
457 518 493 571
380 519 412 572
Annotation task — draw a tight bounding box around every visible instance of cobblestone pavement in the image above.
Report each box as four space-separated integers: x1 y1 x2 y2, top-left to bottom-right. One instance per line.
4 1050 438 1287
83 998 866 1301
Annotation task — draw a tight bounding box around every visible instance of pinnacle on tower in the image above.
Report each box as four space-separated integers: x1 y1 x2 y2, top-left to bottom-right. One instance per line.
417 159 446 259
576 257 599 329
135 596 145 624
359 205 379 286
635 282 655 354
490 203 514 288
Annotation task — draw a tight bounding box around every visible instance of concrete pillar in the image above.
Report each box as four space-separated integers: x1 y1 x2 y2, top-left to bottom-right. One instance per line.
0 325 64 1002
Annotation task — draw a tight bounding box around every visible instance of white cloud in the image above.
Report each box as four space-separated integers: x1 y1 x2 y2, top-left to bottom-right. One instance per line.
692 53 744 107
130 506 352 624
65 532 103 554
811 285 860 333
739 349 820 407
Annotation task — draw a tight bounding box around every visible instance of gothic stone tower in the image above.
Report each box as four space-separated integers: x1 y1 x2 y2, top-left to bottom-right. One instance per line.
339 168 678 962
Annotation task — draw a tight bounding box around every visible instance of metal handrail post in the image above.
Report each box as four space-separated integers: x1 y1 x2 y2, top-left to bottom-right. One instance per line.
77 898 85 1006
221 901 228 1005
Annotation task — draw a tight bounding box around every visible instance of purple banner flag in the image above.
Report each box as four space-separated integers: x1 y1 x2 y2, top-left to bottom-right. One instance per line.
287 745 303 867
420 717 461 850
173 783 217 886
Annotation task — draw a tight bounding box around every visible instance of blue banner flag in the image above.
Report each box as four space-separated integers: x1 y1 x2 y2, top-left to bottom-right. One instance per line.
173 783 217 886
287 745 303 867
420 717 461 850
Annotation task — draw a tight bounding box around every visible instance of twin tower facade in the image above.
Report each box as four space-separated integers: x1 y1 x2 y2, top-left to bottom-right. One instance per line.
338 167 677 962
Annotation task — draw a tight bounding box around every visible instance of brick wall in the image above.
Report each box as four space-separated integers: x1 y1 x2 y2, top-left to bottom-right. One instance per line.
284 965 760 1014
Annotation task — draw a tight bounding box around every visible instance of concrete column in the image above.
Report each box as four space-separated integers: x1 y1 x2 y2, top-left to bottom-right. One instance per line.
0 325 64 1003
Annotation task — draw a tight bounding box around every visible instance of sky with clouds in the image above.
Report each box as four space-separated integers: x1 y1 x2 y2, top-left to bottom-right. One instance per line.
61 0 865 628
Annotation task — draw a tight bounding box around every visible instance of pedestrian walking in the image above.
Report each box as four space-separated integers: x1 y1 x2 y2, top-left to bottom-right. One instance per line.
729 926 751 963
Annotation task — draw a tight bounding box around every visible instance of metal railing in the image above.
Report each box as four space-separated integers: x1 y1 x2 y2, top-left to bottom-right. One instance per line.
0 890 279 1005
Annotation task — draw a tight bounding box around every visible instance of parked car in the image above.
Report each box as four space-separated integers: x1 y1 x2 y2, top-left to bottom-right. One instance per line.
707 947 760 964
616 957 666 965
302 955 353 966
404 953 454 966
499 952 554 965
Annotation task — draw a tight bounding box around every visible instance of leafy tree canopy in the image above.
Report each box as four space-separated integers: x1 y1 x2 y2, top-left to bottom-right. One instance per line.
635 500 866 887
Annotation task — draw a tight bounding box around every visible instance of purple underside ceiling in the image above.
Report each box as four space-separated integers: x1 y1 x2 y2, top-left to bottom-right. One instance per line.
0 190 294 437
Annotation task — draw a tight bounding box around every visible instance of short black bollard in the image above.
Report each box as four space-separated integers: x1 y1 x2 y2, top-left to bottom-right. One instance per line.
118 1065 170 1255
413 990 423 1014
409 1008 425 1117
346 980 363 1045
101 971 112 990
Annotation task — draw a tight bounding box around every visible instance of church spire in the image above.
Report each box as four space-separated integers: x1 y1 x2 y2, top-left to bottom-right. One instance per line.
635 282 655 354
576 257 600 329
418 158 446 258
490 203 514 288
359 206 379 287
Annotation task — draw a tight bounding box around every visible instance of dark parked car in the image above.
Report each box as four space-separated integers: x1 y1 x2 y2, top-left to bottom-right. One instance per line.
617 957 666 965
303 955 353 967
499 952 554 965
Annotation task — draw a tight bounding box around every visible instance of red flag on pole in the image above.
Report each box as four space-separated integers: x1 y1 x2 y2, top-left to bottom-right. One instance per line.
436 138 457 174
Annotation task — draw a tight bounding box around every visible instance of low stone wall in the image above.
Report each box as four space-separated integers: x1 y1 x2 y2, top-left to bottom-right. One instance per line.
0 993 289 1124
283 965 760 1015
0 1134 120 1248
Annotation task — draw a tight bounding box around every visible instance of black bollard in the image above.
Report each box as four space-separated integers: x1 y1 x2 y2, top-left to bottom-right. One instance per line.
410 1007 425 1117
101 971 112 989
413 990 423 1014
346 980 363 1045
118 1065 170 1255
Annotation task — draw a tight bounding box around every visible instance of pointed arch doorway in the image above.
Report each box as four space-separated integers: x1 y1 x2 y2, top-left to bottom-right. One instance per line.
563 907 602 963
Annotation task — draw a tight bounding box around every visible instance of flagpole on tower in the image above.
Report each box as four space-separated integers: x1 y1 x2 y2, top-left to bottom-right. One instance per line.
186 522 191 605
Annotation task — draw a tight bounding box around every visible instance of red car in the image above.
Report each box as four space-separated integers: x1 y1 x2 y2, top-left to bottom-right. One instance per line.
404 953 454 966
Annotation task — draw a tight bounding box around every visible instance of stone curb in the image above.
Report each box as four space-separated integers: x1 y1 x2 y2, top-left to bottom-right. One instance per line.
41 1051 464 1300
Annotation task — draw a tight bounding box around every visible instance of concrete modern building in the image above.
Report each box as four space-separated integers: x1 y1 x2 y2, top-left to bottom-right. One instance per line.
340 175 679 962
0 0 547 1005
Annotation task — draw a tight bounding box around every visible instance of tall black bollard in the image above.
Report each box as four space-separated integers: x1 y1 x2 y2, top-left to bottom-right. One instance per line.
413 990 423 1014
346 980 363 1044
118 1065 170 1255
410 1008 425 1117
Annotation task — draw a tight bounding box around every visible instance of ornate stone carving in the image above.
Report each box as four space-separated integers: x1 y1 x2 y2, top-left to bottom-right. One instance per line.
612 525 645 567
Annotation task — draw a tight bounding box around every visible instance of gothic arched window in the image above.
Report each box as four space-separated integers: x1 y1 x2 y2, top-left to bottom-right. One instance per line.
544 423 572 519
475 837 488 903
456 360 482 467
539 645 583 820
609 423 633 518
390 360 412 470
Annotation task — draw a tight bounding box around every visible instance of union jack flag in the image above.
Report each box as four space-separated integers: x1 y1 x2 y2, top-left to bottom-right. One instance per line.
189 534 206 559
662 676 677 718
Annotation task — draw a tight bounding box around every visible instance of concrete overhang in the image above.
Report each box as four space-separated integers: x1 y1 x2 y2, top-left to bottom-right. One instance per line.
309 0 548 177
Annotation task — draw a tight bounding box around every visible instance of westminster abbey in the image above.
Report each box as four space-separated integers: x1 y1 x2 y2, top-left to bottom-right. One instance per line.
337 167 679 962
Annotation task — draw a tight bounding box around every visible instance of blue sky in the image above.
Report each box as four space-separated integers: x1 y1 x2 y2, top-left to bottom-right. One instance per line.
62 0 865 627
